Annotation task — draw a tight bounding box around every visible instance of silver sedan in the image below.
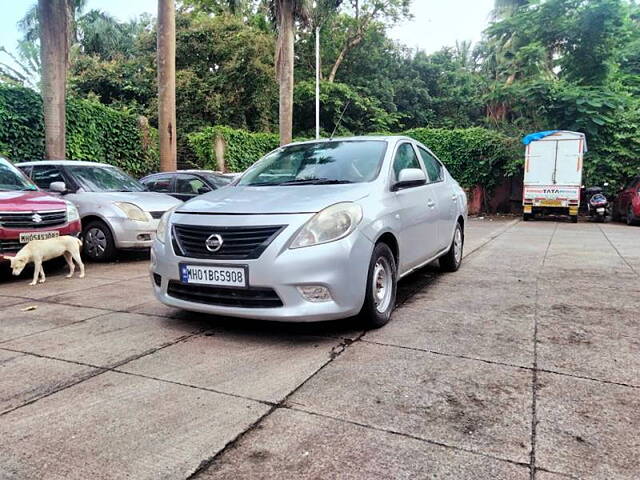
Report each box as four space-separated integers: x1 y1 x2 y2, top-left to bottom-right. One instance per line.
17 161 182 261
150 136 467 327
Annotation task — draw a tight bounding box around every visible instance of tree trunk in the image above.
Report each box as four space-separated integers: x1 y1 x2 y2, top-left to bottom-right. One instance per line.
38 0 69 160
276 0 294 146
157 0 177 171
327 35 363 83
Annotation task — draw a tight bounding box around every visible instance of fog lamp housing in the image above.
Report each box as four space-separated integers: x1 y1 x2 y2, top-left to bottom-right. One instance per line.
297 285 332 303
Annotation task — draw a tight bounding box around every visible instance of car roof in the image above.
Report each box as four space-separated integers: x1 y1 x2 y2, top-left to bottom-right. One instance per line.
286 135 410 147
16 160 112 167
141 170 230 178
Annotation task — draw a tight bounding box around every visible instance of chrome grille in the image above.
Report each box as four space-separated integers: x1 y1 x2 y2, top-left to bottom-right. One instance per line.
172 224 285 260
0 210 67 229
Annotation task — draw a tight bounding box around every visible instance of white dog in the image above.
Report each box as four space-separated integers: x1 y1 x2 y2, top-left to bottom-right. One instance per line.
10 236 85 285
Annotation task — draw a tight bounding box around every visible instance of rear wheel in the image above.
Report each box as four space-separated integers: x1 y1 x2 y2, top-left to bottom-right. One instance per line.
83 220 116 262
570 215 578 224
359 243 397 329
627 206 639 226
439 222 464 272
523 213 532 221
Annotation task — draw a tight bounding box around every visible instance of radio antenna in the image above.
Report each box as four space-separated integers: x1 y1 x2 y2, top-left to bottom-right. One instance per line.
330 100 351 140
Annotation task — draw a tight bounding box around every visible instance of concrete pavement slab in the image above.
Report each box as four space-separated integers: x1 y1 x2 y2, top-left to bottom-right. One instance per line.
289 342 532 463
120 331 340 403
0 350 99 414
199 408 529 480
0 274 125 301
537 304 640 386
0 371 269 480
2 312 206 367
43 278 156 311
0 301 107 343
0 296 28 308
536 372 640 479
365 305 535 367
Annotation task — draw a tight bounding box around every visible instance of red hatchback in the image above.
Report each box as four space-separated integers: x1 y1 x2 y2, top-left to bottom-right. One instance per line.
0 157 81 260
613 176 640 226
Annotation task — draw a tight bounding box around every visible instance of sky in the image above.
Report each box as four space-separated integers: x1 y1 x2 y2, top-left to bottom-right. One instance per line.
0 0 495 71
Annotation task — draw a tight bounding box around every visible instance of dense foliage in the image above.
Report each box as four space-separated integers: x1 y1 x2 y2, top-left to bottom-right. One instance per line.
2 0 639 194
0 84 158 176
187 124 518 191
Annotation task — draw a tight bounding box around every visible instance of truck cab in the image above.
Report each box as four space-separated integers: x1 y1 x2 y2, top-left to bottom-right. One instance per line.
0 157 81 260
522 131 586 223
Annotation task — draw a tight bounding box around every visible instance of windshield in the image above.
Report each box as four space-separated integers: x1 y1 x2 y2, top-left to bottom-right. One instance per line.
67 165 145 192
0 159 38 191
238 140 387 187
202 173 233 188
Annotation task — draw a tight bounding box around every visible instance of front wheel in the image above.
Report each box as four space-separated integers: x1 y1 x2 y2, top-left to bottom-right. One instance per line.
359 243 397 329
439 223 464 272
83 220 116 261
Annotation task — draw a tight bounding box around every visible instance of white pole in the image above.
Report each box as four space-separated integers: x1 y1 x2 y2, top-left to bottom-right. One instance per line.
315 26 320 139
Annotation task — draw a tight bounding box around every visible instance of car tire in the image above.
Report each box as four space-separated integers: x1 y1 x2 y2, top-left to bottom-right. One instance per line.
523 213 532 221
439 222 464 272
359 243 397 329
83 220 116 262
627 206 639 226
570 215 578 224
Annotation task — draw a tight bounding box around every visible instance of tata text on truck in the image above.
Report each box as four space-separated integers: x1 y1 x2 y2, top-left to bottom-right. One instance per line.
522 130 586 223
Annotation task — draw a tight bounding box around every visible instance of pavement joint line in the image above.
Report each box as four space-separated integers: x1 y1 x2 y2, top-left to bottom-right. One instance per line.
286 405 532 471
530 221 558 480
0 329 207 418
462 218 521 259
359 339 640 390
597 224 639 277
534 466 580 479
186 333 365 479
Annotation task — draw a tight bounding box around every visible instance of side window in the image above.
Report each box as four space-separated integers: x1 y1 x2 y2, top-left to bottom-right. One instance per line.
176 175 209 195
418 148 444 183
144 175 173 193
392 143 422 180
31 165 65 190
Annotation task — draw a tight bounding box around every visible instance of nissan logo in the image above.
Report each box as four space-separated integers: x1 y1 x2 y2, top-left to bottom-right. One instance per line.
205 234 224 252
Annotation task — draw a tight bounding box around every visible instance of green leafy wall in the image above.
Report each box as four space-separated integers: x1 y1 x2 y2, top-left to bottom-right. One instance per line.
187 125 520 191
0 85 158 176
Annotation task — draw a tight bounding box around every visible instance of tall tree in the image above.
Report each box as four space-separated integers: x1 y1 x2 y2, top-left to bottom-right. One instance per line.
158 0 177 171
38 0 71 159
270 0 310 145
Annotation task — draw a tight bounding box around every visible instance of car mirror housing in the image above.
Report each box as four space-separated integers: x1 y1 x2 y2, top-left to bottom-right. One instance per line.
393 168 427 191
50 181 67 194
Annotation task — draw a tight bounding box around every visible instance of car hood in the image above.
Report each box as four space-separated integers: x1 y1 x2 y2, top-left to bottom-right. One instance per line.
0 190 67 211
79 191 182 212
179 184 372 214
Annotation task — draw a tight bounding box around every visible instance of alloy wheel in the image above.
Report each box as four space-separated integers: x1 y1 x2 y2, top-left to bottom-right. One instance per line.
86 227 107 258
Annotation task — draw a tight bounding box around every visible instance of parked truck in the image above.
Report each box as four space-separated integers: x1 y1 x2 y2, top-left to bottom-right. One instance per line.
522 130 586 223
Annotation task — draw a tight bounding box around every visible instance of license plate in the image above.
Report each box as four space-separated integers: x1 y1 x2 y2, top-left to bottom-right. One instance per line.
179 264 247 287
539 199 563 207
19 231 59 243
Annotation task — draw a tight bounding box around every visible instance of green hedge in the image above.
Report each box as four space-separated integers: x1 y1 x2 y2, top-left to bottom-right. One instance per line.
187 125 520 190
0 84 158 176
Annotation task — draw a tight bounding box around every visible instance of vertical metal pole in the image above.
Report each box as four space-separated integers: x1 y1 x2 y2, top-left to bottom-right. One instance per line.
315 26 320 140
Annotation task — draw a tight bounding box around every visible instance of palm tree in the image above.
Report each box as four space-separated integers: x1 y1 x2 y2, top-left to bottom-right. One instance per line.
38 0 71 159
157 0 176 171
271 0 310 145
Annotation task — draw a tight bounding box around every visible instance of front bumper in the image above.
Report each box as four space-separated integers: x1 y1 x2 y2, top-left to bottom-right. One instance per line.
0 219 82 260
150 213 373 322
108 216 160 249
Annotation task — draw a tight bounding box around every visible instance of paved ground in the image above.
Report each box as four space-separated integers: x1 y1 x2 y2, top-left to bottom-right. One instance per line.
0 217 638 479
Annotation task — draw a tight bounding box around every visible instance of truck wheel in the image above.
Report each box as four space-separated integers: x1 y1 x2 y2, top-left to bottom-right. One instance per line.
523 213 532 221
83 220 116 261
570 215 578 224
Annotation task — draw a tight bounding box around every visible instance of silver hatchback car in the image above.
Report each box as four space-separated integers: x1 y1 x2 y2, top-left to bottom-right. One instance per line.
151 136 467 327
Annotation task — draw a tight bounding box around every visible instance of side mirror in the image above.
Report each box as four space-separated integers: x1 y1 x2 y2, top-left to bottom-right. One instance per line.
49 181 67 194
197 186 210 195
393 168 427 191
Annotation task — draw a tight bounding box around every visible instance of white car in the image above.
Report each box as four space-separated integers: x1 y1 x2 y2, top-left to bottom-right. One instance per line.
18 161 182 261
151 136 468 327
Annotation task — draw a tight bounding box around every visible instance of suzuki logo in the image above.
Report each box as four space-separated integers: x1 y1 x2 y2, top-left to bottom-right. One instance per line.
205 234 224 252
32 213 43 224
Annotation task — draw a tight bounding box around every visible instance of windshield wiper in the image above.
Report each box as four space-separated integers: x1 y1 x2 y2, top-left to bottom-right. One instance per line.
278 178 354 186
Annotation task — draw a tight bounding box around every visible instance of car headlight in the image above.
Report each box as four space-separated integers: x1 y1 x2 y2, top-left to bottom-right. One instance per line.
114 202 149 222
290 202 363 249
65 202 80 222
156 207 177 244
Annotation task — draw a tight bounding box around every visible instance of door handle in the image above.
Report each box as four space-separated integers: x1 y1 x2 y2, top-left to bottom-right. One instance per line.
451 194 457 201
427 200 436 208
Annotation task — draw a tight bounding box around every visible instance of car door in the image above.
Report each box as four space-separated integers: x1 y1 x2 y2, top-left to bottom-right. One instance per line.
391 142 440 272
175 174 211 201
417 147 457 251
619 178 640 216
